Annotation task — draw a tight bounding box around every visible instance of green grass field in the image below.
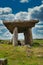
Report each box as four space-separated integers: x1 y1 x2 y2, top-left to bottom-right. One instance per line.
0 40 43 65
33 39 43 44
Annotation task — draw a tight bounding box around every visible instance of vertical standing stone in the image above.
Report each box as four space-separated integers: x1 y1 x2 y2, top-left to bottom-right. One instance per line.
24 28 33 46
0 58 7 65
13 27 18 46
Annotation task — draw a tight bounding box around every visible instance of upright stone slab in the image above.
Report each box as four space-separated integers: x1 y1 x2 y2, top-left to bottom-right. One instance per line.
24 28 33 45
0 58 7 65
13 27 18 46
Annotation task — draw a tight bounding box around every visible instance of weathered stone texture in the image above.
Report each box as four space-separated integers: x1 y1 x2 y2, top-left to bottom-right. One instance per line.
13 27 18 46
24 28 33 45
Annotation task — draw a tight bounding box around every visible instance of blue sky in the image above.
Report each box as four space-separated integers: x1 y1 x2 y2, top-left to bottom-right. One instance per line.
0 0 43 40
0 0 41 13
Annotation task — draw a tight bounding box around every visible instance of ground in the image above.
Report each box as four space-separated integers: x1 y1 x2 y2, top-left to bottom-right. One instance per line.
0 40 43 65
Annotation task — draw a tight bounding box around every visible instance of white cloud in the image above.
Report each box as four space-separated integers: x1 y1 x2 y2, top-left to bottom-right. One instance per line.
0 26 6 29
28 4 43 21
3 7 12 14
0 36 4 40
0 8 3 14
42 0 43 3
20 0 29 3
38 30 43 33
0 7 13 40
0 13 15 21
28 4 43 39
28 6 41 12
14 4 43 22
0 20 3 24
33 33 43 39
0 30 2 34
0 7 12 15
37 22 43 24
0 7 14 21
15 11 29 20
2 14 15 21
18 33 24 40
7 14 15 21
0 36 11 40
3 31 11 36
3 31 12 38
35 25 43 28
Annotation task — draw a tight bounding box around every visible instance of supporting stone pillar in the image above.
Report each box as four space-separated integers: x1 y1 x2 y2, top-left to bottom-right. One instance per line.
12 27 18 46
24 28 33 46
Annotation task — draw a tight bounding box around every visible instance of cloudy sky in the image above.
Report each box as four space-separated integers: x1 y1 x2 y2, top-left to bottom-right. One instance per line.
0 0 43 40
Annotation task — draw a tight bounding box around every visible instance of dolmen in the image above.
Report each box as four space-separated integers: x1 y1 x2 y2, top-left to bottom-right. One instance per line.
3 20 39 46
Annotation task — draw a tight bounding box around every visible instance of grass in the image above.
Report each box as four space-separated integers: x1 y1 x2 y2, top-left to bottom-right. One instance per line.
0 40 43 65
33 39 43 44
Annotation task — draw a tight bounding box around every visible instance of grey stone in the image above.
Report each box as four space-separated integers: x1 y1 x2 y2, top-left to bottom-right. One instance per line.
0 58 7 65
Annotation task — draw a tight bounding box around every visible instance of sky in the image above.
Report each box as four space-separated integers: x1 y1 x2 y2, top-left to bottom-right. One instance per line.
0 0 43 40
0 0 41 13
